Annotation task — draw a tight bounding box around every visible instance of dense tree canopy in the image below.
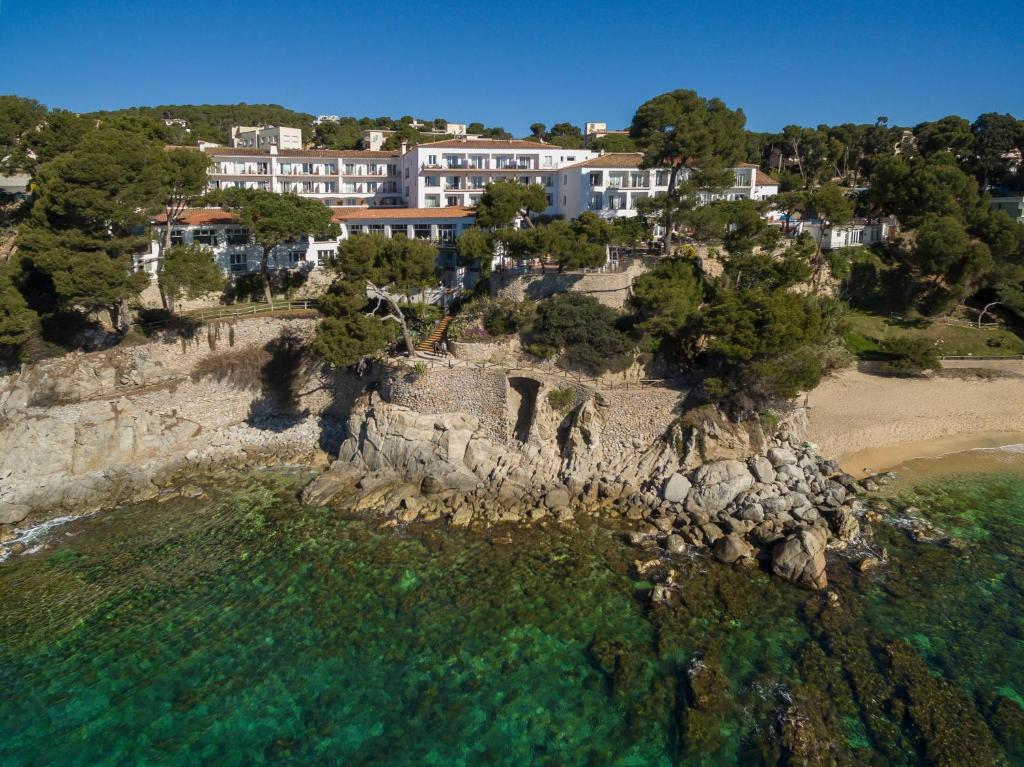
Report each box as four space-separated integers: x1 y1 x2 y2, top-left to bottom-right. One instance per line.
208 188 338 304
157 244 225 308
630 89 747 253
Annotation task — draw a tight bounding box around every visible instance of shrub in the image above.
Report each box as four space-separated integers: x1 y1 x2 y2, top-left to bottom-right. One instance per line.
880 336 941 374
546 386 576 413
527 292 632 373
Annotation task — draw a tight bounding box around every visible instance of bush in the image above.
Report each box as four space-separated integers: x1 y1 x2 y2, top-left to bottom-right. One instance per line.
527 292 632 373
482 299 532 337
546 386 576 413
880 336 941 374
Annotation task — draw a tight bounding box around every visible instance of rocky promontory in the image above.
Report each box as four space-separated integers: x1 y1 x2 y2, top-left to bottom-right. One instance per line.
305 383 879 591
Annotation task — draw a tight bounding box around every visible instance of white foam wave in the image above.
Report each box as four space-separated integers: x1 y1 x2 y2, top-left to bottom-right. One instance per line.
0 513 93 564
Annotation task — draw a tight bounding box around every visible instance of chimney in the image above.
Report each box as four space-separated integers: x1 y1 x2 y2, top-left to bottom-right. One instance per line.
270 145 278 156
400 141 408 155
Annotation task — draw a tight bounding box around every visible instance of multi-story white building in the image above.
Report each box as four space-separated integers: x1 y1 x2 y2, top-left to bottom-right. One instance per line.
400 139 596 213
229 125 303 150
553 153 780 219
142 206 477 280
205 146 403 207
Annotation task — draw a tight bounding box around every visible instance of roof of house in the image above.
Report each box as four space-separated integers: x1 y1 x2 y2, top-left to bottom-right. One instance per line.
563 152 644 169
412 138 566 151
153 208 238 226
203 147 399 159
755 170 780 187
331 206 476 222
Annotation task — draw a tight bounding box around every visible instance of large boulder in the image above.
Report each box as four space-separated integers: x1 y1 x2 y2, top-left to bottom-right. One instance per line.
662 472 692 503
688 460 754 513
772 528 829 589
713 533 754 564
767 447 798 468
749 455 776 484
826 507 860 542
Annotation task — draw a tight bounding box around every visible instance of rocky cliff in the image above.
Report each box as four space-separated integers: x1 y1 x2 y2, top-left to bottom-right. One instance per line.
305 377 877 590
0 318 364 526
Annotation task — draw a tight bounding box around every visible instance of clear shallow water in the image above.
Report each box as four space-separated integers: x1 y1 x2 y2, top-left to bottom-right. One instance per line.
1 461 1023 766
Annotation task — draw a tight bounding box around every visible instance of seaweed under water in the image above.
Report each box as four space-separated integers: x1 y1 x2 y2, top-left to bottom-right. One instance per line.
0 461 1022 766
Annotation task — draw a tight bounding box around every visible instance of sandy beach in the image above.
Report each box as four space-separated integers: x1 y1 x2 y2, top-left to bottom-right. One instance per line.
804 366 1024 477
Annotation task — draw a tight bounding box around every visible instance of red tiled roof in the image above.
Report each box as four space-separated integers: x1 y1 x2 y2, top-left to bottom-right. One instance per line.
331 206 475 222
413 139 562 151
152 208 237 225
563 152 643 169
203 147 399 159
755 170 780 187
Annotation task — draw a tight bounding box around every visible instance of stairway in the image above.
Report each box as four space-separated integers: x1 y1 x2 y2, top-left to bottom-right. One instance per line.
416 315 453 353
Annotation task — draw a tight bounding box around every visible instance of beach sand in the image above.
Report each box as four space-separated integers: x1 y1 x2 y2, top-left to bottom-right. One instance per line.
804 367 1024 477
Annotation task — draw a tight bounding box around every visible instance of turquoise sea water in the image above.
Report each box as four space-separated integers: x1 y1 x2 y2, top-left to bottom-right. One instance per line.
1 456 1024 765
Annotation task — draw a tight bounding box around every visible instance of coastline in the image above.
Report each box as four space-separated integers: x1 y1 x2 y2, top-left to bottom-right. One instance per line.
804 367 1024 477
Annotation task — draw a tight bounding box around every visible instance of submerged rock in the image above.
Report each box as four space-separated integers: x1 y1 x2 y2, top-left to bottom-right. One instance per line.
712 533 754 564
772 528 829 589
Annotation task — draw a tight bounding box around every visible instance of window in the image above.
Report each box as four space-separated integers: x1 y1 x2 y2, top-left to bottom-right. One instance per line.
325 164 337 174
541 156 553 168
344 163 356 174
438 224 455 243
193 228 217 246
424 194 440 208
289 250 305 265
562 174 568 184
425 176 440 187
387 164 398 175
542 176 553 187
389 225 408 239
324 182 337 193
225 227 249 246
655 170 669 186
229 252 247 272
469 176 485 189
414 224 432 239
546 194 553 207
349 225 365 235
562 195 567 206
366 181 380 193
256 162 269 174
316 248 334 266
518 176 530 186
301 182 313 193
368 224 385 234
446 195 460 207
589 194 603 210
469 195 482 206
427 154 438 166
589 172 602 186
170 229 185 247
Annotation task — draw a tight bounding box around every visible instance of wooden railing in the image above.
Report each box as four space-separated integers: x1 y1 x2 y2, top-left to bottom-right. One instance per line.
138 300 318 330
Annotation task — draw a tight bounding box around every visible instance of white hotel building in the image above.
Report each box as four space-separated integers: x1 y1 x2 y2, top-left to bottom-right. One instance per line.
145 139 779 278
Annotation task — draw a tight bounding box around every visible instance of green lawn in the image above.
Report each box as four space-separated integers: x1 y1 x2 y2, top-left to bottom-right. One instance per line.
844 310 1024 358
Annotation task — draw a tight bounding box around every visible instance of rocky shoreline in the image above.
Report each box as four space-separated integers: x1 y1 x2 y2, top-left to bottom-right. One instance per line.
303 391 895 591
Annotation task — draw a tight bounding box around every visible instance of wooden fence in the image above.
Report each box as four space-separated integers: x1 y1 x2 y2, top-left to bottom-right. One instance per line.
138 300 318 330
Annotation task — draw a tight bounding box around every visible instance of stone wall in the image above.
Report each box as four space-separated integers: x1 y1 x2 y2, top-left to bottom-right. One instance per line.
593 388 684 454
490 261 647 309
385 367 510 444
0 317 378 523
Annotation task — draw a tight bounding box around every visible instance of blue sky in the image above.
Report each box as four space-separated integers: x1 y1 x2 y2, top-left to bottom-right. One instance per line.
0 0 1020 135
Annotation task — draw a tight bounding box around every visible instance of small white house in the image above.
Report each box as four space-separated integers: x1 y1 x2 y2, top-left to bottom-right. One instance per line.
991 193 1024 224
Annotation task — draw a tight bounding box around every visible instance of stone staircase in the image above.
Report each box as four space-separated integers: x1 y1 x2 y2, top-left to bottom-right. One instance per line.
416 315 453 353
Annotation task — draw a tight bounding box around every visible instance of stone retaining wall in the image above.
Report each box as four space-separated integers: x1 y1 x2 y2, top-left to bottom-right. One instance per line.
386 367 510 444
594 387 683 453
490 262 647 309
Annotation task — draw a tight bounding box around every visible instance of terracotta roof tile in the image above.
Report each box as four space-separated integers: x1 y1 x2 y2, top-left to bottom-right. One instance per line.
755 170 780 187
152 208 237 226
563 152 644 169
331 206 476 222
